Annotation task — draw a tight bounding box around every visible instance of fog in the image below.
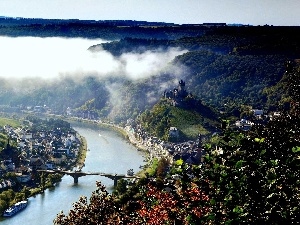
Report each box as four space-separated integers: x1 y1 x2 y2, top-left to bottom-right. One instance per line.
0 36 187 81
0 36 189 120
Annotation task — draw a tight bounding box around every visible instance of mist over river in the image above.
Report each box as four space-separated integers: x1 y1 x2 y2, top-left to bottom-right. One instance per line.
1 121 145 225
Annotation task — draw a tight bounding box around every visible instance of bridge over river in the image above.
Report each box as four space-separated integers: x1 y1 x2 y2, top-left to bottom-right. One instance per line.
37 170 140 186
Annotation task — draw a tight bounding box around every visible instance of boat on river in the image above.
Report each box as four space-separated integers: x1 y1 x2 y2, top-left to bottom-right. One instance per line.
3 200 28 217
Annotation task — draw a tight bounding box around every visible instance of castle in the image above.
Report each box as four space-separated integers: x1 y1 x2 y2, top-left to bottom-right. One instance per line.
163 79 191 106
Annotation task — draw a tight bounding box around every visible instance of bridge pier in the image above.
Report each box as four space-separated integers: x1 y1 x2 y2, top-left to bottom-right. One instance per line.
73 175 79 184
113 177 118 187
68 174 81 184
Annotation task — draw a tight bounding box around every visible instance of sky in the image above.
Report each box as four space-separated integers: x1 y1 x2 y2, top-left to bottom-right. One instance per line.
0 0 299 26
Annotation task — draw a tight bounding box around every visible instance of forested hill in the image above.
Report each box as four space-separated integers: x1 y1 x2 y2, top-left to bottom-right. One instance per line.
90 26 300 115
92 26 300 56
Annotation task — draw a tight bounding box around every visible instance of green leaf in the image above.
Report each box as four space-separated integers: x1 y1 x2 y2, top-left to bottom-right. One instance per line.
292 146 300 153
220 171 228 177
235 160 245 168
255 137 265 143
210 198 216 205
233 206 243 213
255 159 265 166
205 154 212 162
270 159 278 166
213 163 220 169
254 138 260 142
205 143 212 149
175 159 184 166
207 214 215 220
260 149 266 155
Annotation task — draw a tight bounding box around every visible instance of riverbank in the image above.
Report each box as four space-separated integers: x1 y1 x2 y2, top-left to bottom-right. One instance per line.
63 117 153 177
92 121 149 153
76 134 87 170
66 117 147 151
93 122 154 177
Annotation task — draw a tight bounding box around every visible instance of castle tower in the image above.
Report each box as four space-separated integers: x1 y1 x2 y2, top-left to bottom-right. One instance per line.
178 79 185 92
178 79 187 98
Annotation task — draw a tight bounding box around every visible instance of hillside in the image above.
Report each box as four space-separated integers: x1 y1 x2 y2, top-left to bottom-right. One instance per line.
93 26 300 115
138 98 219 141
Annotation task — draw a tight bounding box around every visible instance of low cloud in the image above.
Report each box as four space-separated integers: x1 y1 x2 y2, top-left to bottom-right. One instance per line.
0 36 189 118
118 48 187 80
0 36 187 81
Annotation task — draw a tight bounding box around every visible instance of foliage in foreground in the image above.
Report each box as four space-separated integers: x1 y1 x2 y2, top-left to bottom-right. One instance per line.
54 113 300 224
54 106 300 224
54 177 210 225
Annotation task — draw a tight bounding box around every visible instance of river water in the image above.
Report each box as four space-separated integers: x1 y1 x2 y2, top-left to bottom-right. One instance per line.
1 122 145 225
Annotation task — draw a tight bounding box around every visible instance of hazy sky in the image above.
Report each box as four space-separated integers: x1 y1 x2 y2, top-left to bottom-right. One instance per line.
0 0 299 26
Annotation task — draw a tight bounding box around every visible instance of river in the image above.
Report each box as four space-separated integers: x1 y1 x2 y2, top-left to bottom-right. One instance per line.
1 122 145 225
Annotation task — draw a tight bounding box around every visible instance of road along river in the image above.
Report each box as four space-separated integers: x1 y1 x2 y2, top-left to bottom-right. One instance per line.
1 121 146 225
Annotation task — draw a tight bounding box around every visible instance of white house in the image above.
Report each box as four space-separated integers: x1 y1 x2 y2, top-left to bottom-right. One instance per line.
252 109 264 117
169 127 179 138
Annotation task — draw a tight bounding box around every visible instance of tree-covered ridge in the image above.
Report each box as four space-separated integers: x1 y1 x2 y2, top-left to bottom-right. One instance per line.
24 115 71 133
263 60 300 110
54 64 300 225
89 38 178 56
176 52 285 113
0 19 207 40
88 26 298 115
91 26 300 56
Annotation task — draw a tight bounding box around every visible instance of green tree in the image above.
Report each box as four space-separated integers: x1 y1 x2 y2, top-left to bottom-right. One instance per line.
115 179 128 195
156 157 169 179
0 199 8 214
203 89 300 223
14 192 26 202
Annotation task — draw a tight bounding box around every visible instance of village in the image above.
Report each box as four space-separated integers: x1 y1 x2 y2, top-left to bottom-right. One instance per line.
0 120 82 191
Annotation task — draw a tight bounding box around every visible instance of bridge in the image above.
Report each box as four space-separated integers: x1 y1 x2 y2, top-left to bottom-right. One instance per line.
37 170 140 186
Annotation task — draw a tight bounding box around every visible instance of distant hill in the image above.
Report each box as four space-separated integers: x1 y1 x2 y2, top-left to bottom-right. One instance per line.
0 17 207 40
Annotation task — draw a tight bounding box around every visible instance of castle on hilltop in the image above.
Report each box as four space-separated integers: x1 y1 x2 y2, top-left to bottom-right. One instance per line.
164 79 192 107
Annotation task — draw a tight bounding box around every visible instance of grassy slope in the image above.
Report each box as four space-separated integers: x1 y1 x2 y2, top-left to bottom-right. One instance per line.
141 100 219 141
0 117 21 128
168 106 211 137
